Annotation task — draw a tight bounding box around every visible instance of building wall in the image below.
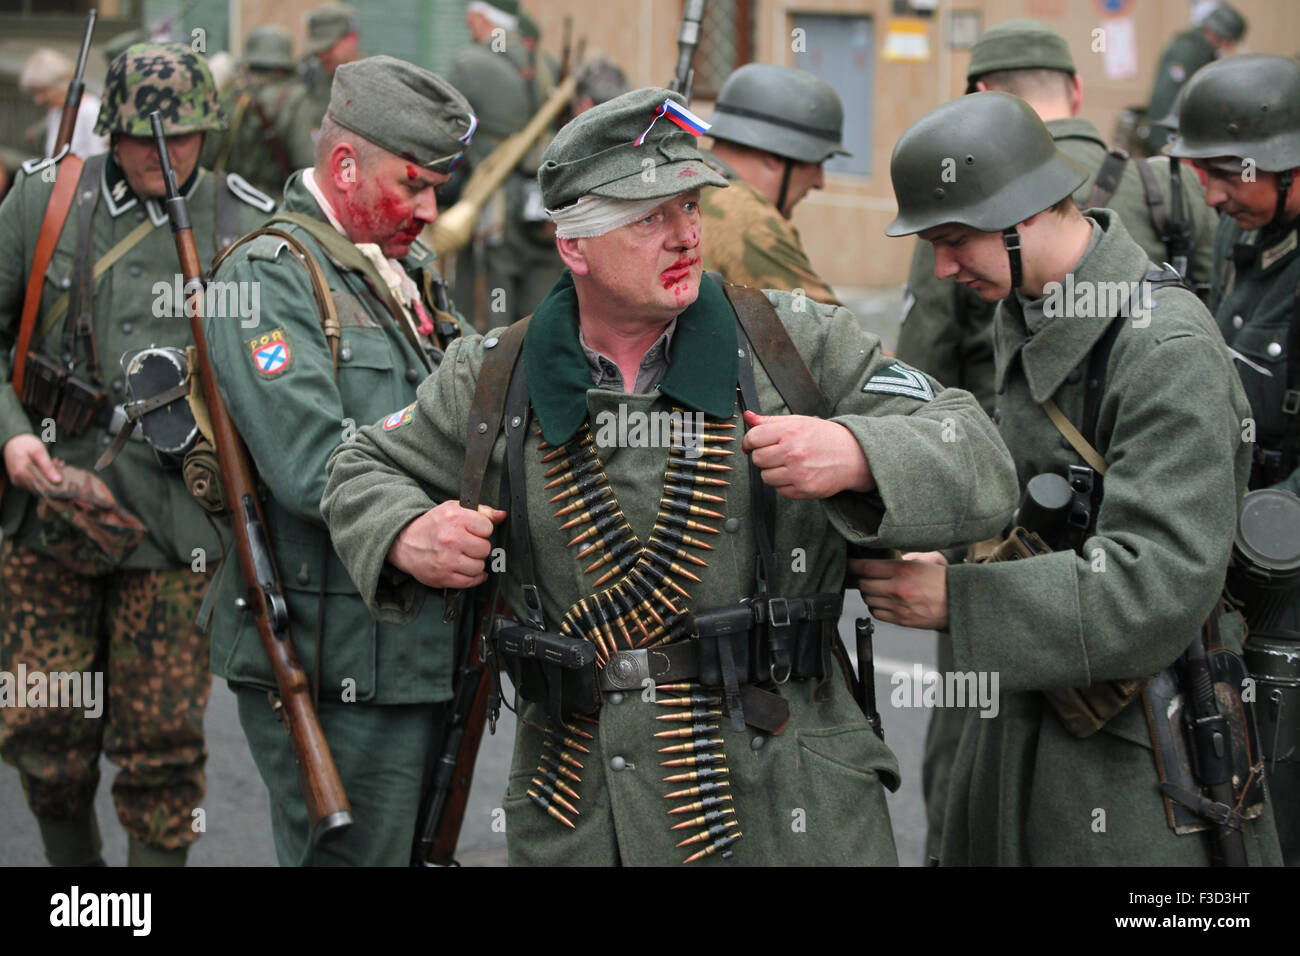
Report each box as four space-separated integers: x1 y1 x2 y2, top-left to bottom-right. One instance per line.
526 0 1300 289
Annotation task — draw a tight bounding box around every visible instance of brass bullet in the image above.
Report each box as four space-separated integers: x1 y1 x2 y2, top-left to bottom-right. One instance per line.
626 568 681 616
552 486 613 519
558 498 620 530
535 766 582 801
527 789 576 829
574 521 632 554
611 585 651 640
538 754 582 784
663 483 726 504
654 682 697 693
667 794 733 814
660 497 726 520
661 752 726 768
662 767 729 783
654 723 720 739
544 456 602 488
656 512 720 535
655 695 722 708
542 738 584 769
576 599 613 661
658 738 725 755
653 523 716 552
675 820 739 848
663 780 731 800
548 472 605 504
540 433 594 461
562 721 594 740
645 549 702 585
667 445 734 458
665 470 730 487
588 542 640 582
570 713 600 725
682 831 742 863
670 807 735 831
667 457 733 473
623 576 669 626
655 708 723 723
649 537 708 568
531 778 580 816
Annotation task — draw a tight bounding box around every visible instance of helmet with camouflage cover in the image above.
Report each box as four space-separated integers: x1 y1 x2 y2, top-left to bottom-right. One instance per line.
1165 54 1300 172
707 63 849 164
886 91 1086 236
95 43 224 136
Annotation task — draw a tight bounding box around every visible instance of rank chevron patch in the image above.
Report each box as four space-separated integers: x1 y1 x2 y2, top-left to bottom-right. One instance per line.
861 362 934 402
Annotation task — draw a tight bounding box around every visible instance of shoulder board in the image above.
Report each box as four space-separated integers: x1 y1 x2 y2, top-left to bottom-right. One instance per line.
1143 265 1187 292
224 172 276 213
404 237 434 267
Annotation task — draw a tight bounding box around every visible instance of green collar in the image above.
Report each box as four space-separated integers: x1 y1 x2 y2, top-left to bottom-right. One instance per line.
1046 117 1106 150
524 271 739 444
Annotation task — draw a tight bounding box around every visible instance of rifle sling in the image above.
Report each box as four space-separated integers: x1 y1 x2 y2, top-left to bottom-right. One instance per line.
13 153 86 396
1084 147 1127 210
1134 157 1170 245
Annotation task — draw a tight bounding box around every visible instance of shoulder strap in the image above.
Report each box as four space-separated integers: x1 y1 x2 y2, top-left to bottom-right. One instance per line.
214 171 239 253
11 153 87 397
460 318 530 509
715 280 830 418
208 225 342 375
1084 148 1128 210
213 91 252 173
1134 158 1170 242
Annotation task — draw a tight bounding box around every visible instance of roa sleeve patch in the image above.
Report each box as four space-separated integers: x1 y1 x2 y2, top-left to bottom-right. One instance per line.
382 403 417 431
247 328 292 378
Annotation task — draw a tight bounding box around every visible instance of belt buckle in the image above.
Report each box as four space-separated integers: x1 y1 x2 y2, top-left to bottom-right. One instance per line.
768 597 791 628
1283 389 1300 416
603 649 649 691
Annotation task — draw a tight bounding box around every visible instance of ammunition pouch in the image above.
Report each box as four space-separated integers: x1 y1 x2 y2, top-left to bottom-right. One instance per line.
977 528 1148 736
493 619 600 724
20 351 105 438
493 593 841 733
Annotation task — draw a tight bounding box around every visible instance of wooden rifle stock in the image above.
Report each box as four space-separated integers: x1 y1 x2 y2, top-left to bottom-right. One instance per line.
413 590 501 866
148 112 352 845
54 10 97 157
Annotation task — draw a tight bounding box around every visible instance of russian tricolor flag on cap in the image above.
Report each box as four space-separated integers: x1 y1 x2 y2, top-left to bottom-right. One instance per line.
634 99 711 146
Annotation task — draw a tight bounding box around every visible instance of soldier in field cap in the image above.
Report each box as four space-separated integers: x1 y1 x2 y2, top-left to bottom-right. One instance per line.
203 54 475 866
320 87 1018 866
285 3 362 170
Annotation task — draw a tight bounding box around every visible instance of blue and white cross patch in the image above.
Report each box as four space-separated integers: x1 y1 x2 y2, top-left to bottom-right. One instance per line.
247 329 291 378
861 362 934 402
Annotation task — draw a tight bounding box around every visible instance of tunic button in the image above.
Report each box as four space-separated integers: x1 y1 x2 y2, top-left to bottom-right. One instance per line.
723 517 741 533
610 756 627 771
297 563 310 586
111 380 124 395
992 408 1002 425
607 691 624 705
136 211 145 221
121 322 133 334
1267 341 1283 358
1066 367 1082 384
340 347 353 362
60 277 71 289
1233 315 1244 329
484 336 499 349
129 265 142 277
405 367 419 382
750 734 765 751
101 435 111 447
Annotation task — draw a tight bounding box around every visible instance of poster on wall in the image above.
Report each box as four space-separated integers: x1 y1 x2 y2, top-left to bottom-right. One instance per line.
883 17 930 63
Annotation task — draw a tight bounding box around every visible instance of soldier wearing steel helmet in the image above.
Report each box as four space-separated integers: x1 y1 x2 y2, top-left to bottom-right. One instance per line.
1146 2 1246 155
858 91 1283 865
699 63 846 307
0 42 272 867
894 16 1221 865
1167 53 1300 865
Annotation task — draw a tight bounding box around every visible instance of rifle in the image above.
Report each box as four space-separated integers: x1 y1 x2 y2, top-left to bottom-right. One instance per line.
669 0 707 105
412 587 500 866
52 9 97 157
148 111 352 846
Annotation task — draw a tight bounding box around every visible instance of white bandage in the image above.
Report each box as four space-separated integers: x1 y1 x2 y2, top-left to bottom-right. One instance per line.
467 1 518 33
547 194 666 239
